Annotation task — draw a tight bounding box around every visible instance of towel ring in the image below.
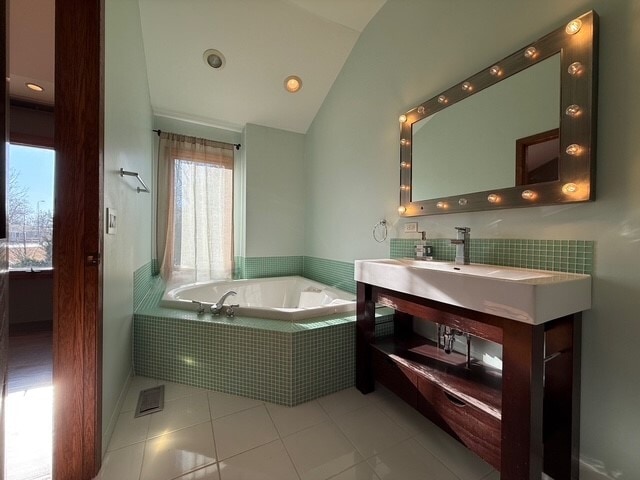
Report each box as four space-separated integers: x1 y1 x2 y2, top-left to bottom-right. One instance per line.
372 220 388 243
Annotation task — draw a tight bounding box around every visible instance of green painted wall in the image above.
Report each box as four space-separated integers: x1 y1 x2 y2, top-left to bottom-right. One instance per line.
103 0 154 454
305 0 640 476
245 124 306 257
147 120 305 261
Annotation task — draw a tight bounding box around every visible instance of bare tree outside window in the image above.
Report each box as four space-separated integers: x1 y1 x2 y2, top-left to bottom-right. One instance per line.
7 146 55 269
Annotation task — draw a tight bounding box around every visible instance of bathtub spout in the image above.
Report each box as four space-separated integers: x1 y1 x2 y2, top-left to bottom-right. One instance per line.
211 290 237 315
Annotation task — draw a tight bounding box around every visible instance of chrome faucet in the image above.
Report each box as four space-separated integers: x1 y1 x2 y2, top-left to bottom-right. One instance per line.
210 290 237 316
451 227 470 265
441 326 460 354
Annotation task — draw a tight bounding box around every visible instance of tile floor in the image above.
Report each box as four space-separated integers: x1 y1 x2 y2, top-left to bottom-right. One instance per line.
96 377 499 480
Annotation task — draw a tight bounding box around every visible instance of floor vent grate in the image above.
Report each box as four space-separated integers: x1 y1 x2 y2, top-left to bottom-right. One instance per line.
134 385 165 418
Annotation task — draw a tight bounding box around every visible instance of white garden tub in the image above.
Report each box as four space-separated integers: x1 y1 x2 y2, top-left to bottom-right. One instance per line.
160 276 356 321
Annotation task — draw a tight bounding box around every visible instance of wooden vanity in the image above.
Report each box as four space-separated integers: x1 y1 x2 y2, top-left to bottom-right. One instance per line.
356 280 583 479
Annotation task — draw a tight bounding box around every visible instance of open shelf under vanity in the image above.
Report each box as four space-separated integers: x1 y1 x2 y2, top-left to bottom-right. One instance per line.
356 282 582 480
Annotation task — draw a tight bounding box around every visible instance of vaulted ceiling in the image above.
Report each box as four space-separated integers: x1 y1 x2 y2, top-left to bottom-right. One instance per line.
9 0 387 134
138 0 387 133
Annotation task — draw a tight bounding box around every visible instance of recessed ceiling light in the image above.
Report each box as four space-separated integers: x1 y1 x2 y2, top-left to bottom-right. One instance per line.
203 49 226 69
26 82 44 92
284 75 302 93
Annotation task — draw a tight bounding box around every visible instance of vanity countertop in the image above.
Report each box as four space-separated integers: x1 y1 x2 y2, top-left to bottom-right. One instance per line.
354 259 591 324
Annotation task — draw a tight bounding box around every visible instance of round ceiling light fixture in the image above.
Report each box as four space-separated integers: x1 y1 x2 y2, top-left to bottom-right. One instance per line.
203 49 226 70
26 82 44 92
284 75 303 93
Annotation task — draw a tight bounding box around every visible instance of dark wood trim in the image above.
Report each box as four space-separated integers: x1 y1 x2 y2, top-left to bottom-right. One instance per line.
9 98 55 113
500 320 545 478
9 268 54 280
0 0 6 241
53 0 104 478
1 0 9 476
371 285 504 344
9 320 53 336
543 314 582 479
515 128 559 186
9 132 55 149
356 282 376 393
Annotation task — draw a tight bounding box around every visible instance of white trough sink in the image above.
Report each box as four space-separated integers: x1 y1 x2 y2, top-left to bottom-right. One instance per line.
354 259 591 324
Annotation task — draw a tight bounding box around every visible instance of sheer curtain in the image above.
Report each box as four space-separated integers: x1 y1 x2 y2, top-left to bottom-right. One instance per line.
156 132 234 283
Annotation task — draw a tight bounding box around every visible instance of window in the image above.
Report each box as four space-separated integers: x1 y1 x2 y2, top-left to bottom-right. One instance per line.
172 156 233 280
7 143 55 270
156 132 234 283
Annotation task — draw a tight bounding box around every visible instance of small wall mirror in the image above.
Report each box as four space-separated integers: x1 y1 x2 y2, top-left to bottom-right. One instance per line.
398 11 598 216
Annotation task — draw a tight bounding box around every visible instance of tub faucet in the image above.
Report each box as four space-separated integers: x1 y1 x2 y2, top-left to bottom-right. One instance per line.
191 300 208 315
211 290 237 315
451 227 470 265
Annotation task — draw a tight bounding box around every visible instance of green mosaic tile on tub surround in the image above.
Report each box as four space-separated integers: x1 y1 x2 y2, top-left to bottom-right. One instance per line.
132 264 394 406
235 256 303 279
390 238 594 274
303 256 356 294
234 255 356 293
133 309 393 406
133 261 157 311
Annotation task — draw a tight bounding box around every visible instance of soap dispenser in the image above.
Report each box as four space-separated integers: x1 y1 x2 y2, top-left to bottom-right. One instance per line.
415 232 432 260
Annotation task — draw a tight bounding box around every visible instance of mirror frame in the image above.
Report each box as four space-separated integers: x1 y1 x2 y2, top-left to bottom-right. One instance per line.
399 10 598 217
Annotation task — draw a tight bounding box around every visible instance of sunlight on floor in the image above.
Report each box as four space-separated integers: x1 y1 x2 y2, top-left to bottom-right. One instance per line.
5 385 53 480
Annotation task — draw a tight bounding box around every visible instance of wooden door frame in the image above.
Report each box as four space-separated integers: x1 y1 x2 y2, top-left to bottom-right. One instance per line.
0 0 9 476
53 0 104 478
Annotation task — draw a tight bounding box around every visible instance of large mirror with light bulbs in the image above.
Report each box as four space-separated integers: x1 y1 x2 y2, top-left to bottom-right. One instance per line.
398 10 598 217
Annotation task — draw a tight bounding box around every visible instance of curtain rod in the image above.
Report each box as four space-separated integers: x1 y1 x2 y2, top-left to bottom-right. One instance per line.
152 129 241 150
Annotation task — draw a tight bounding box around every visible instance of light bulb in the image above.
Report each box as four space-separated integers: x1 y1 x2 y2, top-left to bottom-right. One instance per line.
565 104 582 117
417 106 426 114
26 82 44 92
489 65 502 76
399 114 407 123
398 205 407 214
400 138 409 146
458 198 468 206
436 202 446 209
565 19 582 35
487 194 499 203
566 144 581 156
568 62 584 76
437 95 448 104
400 184 410 191
284 75 302 93
562 183 578 194
400 161 411 168
521 190 536 200
524 46 538 59
461 82 473 92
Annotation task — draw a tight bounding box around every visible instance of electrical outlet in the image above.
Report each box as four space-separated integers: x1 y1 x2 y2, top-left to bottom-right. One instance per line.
404 222 418 233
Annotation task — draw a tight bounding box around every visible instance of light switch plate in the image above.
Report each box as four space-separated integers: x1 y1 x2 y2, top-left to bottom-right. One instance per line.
106 208 117 235
404 222 418 233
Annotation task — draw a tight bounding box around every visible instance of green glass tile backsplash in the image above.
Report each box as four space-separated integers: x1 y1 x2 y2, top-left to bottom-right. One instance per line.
390 238 594 274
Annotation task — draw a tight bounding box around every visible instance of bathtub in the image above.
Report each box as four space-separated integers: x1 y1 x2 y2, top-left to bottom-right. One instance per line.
160 276 356 321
